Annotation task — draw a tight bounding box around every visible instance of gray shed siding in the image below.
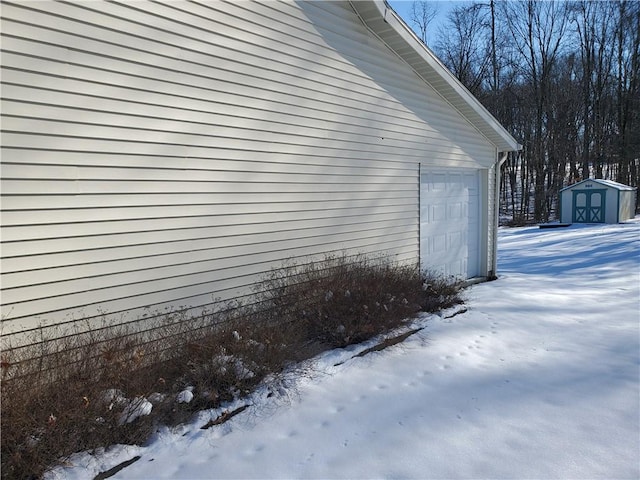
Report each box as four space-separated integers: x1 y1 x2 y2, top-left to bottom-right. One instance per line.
2 0 498 342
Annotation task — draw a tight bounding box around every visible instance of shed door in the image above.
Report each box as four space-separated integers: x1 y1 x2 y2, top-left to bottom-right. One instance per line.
420 169 480 279
573 189 606 223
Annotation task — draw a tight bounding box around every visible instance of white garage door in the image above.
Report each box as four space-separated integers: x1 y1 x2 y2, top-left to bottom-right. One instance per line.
420 169 480 279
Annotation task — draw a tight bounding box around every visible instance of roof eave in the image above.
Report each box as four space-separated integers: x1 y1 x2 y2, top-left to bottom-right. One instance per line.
350 0 521 153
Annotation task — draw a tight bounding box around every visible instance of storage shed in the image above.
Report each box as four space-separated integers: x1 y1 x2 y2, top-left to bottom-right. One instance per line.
1 0 520 345
559 179 637 224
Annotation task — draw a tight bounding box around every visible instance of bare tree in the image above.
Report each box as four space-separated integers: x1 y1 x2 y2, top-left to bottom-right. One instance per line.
572 0 617 180
614 0 640 191
410 1 438 44
504 0 572 222
435 3 490 97
431 0 639 221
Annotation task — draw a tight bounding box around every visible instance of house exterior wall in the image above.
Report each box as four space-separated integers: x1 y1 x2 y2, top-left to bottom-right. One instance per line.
1 0 498 343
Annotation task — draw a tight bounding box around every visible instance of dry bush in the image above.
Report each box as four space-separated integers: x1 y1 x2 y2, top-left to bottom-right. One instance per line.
1 254 463 479
0 306 308 479
1 323 159 480
254 254 463 348
420 273 465 313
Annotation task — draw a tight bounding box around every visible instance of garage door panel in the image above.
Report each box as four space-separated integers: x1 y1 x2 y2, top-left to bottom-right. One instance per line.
420 169 480 279
448 201 465 220
432 203 447 222
431 234 447 253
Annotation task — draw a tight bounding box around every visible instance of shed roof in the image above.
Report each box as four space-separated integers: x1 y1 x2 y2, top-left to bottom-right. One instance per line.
560 179 637 192
350 0 521 153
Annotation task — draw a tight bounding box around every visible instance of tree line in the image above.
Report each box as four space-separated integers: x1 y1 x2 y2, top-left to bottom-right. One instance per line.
410 0 639 223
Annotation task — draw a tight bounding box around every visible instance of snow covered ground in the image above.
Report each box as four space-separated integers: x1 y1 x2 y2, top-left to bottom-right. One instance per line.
49 219 640 479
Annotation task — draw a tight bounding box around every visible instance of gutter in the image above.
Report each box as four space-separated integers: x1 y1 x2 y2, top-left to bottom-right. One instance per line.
489 151 510 279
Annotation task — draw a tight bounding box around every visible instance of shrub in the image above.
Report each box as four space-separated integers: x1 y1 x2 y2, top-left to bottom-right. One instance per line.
254 254 452 348
1 254 462 479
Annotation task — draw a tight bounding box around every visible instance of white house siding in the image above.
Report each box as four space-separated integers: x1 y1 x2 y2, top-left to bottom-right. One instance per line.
1 0 498 344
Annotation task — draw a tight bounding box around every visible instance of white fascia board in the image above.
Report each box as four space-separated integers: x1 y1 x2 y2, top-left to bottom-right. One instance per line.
560 178 637 192
350 0 522 154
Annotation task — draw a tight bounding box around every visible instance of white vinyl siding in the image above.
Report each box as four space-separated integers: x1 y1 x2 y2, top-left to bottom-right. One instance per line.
1 0 497 340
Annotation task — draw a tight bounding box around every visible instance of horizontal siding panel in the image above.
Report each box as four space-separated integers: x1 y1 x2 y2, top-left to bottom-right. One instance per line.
1 133 443 166
1 117 423 156
1 100 426 149
2 205 418 249
2 228 416 300
0 134 489 169
1 163 414 185
1 105 488 157
0 32 418 127
0 193 415 217
0 76 412 139
1 76 488 157
1 179 414 195
1 2 492 144
0 146 416 174
1 2 372 90
2 202 416 228
0 203 417 244
1 64 481 150
3 223 416 291
132 0 436 98
1 210 416 259
1 237 418 327
2 216 417 273
3 250 421 337
0 68 419 141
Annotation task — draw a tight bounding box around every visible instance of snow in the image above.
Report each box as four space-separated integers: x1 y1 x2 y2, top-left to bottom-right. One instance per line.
46 220 640 479
98 389 153 425
119 397 153 426
175 388 194 405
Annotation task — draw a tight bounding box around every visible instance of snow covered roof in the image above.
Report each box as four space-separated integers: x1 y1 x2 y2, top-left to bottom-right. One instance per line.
560 178 637 192
350 0 521 154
